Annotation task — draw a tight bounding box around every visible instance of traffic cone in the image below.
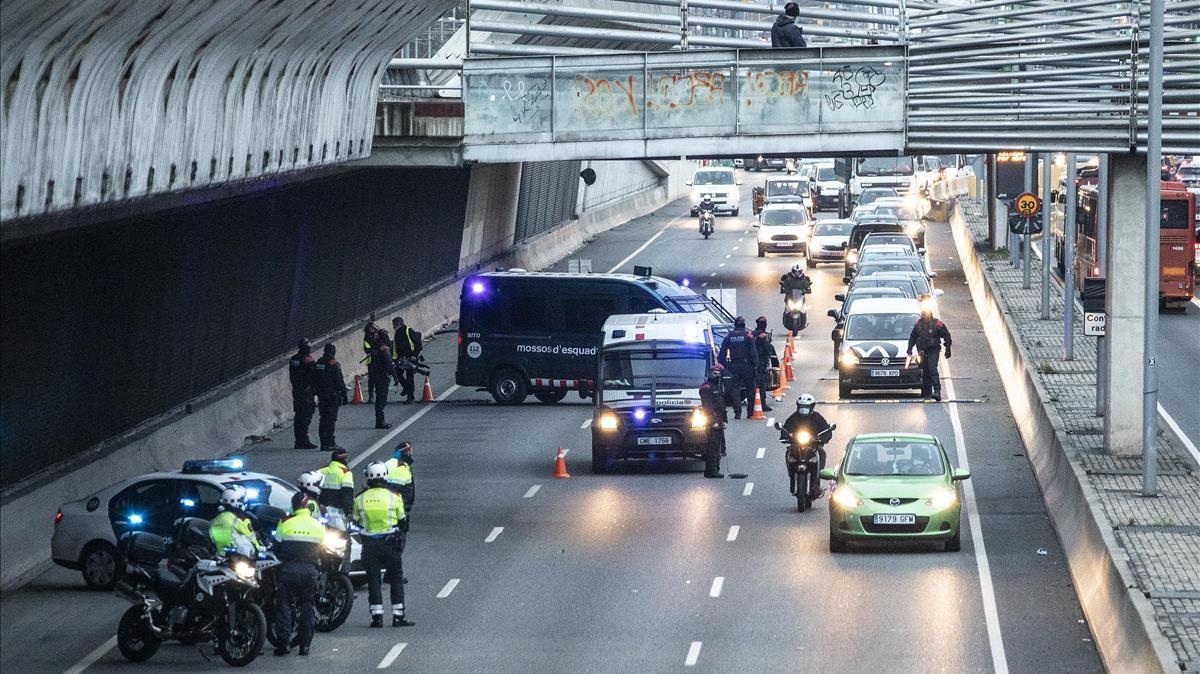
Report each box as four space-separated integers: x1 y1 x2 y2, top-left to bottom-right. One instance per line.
351 375 365 404
749 392 766 420
772 363 789 400
784 357 795 383
421 376 435 402
552 447 570 478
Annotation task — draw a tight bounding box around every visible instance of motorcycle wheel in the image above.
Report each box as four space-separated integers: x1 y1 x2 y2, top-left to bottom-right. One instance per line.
314 573 355 632
218 600 266 667
796 468 808 512
117 605 161 662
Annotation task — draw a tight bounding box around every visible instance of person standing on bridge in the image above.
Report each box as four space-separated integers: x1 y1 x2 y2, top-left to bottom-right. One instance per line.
288 339 318 449
771 2 807 48
391 316 422 404
717 316 758 417
906 299 952 402
368 329 397 429
314 343 345 449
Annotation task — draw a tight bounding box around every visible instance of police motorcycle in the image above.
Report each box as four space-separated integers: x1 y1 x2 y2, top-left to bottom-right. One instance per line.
774 422 837 512
698 196 716 239
113 518 266 667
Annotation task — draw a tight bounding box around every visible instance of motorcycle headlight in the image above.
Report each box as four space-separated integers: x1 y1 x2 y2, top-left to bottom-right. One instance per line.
795 430 813 445
233 560 256 580
690 408 709 429
785 298 803 311
597 412 619 431
831 486 862 509
323 530 348 554
840 351 859 367
926 489 957 510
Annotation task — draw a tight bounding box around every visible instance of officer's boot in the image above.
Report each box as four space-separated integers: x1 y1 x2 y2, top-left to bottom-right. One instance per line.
370 606 384 628
393 604 415 627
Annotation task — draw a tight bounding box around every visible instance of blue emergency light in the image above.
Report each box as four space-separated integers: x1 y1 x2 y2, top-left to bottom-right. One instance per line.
181 458 245 474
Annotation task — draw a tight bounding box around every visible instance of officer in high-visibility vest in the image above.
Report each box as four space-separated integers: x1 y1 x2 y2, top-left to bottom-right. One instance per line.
353 461 413 628
272 492 325 657
296 471 324 517
317 448 354 530
384 442 415 518
209 486 260 557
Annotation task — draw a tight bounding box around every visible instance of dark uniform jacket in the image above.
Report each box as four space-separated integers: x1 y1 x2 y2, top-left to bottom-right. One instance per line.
780 271 813 294
752 329 775 372
368 343 396 379
717 329 759 368
288 351 316 395
314 355 346 403
698 381 728 424
780 411 832 442
907 317 952 353
393 326 422 359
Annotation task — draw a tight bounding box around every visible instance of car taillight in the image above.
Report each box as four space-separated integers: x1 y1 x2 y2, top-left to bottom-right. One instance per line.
54 510 63 525
457 332 463 345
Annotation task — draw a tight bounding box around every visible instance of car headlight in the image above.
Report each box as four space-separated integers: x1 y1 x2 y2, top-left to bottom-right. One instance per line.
831 486 862 509
597 412 619 431
690 408 709 429
795 430 813 445
926 488 957 510
323 530 348 554
840 351 859 366
233 560 256 580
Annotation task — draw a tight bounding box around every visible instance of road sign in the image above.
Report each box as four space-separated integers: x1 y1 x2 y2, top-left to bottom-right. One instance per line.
1007 212 1044 235
1084 312 1106 337
1014 191 1041 217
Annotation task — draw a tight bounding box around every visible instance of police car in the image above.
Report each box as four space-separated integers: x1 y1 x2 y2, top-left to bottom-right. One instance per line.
51 458 296 589
836 297 924 399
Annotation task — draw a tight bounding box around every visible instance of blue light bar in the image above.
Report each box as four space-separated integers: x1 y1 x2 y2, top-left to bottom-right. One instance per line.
181 458 246 474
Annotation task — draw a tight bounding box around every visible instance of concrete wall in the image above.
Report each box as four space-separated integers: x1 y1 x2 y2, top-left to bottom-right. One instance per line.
459 163 522 271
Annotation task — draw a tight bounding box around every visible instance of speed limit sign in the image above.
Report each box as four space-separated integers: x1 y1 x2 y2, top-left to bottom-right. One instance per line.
1014 191 1041 217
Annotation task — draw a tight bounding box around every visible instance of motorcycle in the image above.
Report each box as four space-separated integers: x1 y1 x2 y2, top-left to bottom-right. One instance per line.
114 521 266 667
775 422 837 512
698 211 715 239
781 287 809 336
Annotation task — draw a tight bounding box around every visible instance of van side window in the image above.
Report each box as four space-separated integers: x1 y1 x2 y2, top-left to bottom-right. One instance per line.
509 289 552 331
563 294 619 333
628 290 661 314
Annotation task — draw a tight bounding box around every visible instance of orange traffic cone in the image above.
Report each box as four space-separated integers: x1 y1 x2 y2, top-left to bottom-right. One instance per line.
784 357 795 383
421 376 435 402
351 375 365 404
552 447 570 478
772 362 789 400
749 392 766 420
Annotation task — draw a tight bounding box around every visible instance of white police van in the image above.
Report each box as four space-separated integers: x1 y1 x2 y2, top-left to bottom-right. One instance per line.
835 297 924 399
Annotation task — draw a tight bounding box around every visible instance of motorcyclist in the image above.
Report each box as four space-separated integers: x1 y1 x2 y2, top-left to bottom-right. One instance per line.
779 394 833 499
717 316 758 417
698 195 717 233
297 471 325 517
780 264 813 295
751 316 775 413
697 366 728 478
209 486 261 558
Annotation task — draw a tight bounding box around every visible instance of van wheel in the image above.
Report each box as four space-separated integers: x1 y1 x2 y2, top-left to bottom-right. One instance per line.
489 369 528 405
534 389 567 404
838 379 852 399
591 448 611 474
731 207 740 217
806 256 816 269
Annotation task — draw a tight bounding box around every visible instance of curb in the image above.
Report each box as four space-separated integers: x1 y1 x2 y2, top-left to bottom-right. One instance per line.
949 202 1177 674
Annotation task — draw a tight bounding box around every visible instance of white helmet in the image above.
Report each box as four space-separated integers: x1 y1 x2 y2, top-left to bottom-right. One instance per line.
365 461 388 481
297 471 323 494
796 393 816 414
220 486 247 511
791 264 803 274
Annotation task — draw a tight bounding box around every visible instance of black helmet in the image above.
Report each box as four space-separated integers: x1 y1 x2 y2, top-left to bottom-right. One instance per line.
324 343 336 356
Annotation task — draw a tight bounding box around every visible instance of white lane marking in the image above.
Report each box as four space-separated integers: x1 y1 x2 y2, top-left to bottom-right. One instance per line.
524 484 541 498
732 246 740 251
436 578 460 599
581 418 592 429
377 643 408 669
943 361 1010 674
350 385 460 468
709 576 725 598
755 447 765 459
718 262 726 267
685 641 703 667
724 254 732 259
701 282 709 287
484 526 504 543
766 417 775 427
607 216 680 273
1190 296 1199 310
63 636 116 674
1159 403 1200 467
710 272 717 277
742 482 754 496
726 525 740 541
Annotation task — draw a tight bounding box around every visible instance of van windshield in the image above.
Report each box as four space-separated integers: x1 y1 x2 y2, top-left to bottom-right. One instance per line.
693 171 735 186
857 157 915 176
600 350 709 393
816 167 838 181
845 312 919 341
767 180 809 198
761 209 807 226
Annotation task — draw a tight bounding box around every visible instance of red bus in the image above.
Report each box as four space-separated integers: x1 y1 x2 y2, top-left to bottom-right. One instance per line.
1059 181 1196 308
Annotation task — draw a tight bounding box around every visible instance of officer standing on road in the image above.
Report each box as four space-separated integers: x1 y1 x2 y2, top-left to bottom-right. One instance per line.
318 448 354 530
752 316 776 413
717 316 758 417
363 323 379 404
209 486 260 557
906 299 952 401
271 492 324 657
385 442 416 519
368 329 397 429
697 367 727 478
391 317 423 404
289 339 318 449
314 343 345 450
354 461 414 628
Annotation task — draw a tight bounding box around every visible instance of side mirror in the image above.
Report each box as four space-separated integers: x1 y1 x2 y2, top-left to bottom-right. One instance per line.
840 241 849 249
928 271 938 278
819 468 837 481
834 293 846 302
917 248 927 256
934 288 945 297
685 181 692 186
736 179 744 186
952 467 971 481
827 309 839 318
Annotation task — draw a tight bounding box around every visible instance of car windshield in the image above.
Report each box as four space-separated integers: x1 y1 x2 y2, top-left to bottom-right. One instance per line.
693 171 734 186
814 222 854 237
845 312 919 341
873 206 918 220
858 189 897 205
816 167 838 181
851 279 917 298
903 275 931 294
667 295 734 324
858 260 922 276
857 157 915 176
600 350 709 393
767 180 809 198
844 441 945 476
762 208 807 226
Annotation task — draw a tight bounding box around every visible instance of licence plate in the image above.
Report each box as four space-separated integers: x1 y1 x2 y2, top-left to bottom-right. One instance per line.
637 436 672 446
873 513 916 525
774 242 794 247
870 369 900 377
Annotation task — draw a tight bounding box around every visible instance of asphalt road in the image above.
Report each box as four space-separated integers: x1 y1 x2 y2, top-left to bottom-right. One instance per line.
0 173 1102 672
1157 302 1200 457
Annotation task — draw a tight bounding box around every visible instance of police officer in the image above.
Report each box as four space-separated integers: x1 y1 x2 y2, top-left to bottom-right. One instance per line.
353 462 413 628
697 367 727 478
318 448 354 530
384 442 415 517
209 486 260 557
289 339 318 449
314 344 345 450
752 316 776 413
391 317 423 404
296 471 324 517
368 329 397 429
717 316 758 417
272 492 324 657
906 300 952 401
363 323 379 404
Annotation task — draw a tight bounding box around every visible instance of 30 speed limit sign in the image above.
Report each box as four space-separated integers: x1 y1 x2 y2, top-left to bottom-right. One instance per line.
1014 191 1041 217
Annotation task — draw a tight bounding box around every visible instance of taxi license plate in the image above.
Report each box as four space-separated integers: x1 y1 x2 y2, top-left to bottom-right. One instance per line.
774 242 794 247
870 369 900 377
637 436 672 446
873 513 916 525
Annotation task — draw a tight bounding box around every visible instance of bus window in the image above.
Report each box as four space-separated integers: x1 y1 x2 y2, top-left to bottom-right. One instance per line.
1161 201 1188 229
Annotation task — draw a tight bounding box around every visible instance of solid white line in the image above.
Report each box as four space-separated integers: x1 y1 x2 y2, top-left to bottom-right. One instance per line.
755 447 765 459
742 482 754 496
1191 296 1200 310
63 636 116 674
581 418 592 429
524 484 541 498
685 641 703 666
726 525 740 541
436 578 460 599
377 643 408 669
709 576 725 598
484 526 504 543
1159 403 1200 467
942 361 1010 674
607 217 679 273
350 385 460 469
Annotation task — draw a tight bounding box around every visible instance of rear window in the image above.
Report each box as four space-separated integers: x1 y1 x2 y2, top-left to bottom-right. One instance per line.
767 180 809 198
852 279 917 298
845 441 944 476
859 260 923 276
873 206 918 220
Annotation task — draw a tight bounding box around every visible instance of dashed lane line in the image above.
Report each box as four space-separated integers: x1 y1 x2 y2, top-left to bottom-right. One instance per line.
377 643 408 669
766 417 775 427
607 216 680 274
484 527 504 543
685 641 703 667
63 636 116 674
524 484 541 498
709 577 725 598
580 418 592 429
726 525 740 541
742 482 754 496
436 578 460 599
755 447 765 459
350 385 460 469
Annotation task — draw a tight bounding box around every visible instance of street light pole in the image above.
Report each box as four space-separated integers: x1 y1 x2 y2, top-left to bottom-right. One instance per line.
1063 152 1077 359
1096 155 1109 417
1041 153 1052 319
1141 0 1163 497
1022 155 1034 287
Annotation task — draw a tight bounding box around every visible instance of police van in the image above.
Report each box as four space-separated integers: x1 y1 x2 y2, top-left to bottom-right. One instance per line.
590 313 720 473
456 270 733 404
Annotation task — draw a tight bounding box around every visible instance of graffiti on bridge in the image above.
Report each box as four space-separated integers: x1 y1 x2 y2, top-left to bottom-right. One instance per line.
825 65 888 111
646 71 728 111
744 69 809 104
477 77 551 125
573 75 638 119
